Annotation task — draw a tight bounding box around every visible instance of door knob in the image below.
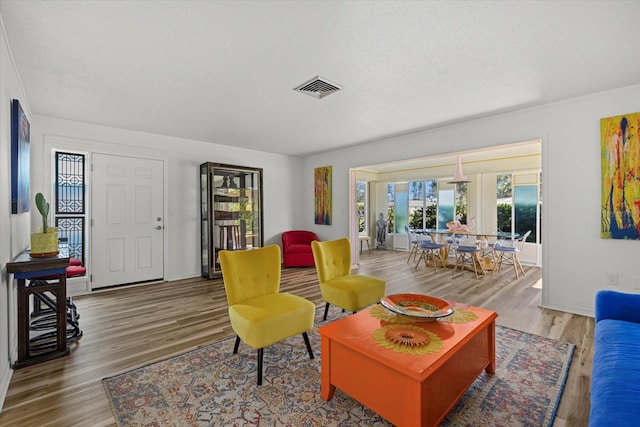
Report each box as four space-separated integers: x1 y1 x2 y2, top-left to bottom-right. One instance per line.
156 226 162 230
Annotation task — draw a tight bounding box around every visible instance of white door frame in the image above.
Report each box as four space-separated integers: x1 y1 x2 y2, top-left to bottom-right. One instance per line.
43 135 168 295
91 153 164 288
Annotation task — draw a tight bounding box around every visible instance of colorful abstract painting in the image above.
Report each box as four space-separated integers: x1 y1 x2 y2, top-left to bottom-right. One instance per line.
601 112 640 239
11 99 30 214
314 166 332 225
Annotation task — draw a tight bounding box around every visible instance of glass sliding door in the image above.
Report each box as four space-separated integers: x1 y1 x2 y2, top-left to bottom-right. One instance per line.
437 189 454 230
514 185 537 242
394 189 408 234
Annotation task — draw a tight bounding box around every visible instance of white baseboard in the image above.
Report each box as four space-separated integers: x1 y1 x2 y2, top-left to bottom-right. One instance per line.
539 301 594 318
0 359 13 414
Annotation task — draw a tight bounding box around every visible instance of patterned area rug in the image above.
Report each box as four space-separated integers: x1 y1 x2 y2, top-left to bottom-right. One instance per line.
103 308 574 427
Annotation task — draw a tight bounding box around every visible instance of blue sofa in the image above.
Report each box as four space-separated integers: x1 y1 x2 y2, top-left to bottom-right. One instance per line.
590 290 640 426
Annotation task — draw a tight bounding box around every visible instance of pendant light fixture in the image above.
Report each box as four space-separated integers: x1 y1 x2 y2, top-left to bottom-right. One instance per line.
447 155 470 184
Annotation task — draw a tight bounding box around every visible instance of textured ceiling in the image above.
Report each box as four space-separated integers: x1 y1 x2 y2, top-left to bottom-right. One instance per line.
1 1 639 157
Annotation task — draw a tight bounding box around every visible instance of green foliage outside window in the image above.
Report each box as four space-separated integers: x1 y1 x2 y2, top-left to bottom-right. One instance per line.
497 203 512 232
456 205 467 225
515 204 536 241
356 182 366 233
455 183 467 225
409 205 436 229
357 203 365 232
409 204 468 230
497 175 512 199
409 207 423 229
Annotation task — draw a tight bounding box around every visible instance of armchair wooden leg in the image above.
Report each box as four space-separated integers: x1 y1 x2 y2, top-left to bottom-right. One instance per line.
406 243 418 263
257 348 264 386
414 249 425 270
515 255 526 277
302 332 314 359
233 336 241 354
492 253 504 274
512 254 526 278
323 303 330 321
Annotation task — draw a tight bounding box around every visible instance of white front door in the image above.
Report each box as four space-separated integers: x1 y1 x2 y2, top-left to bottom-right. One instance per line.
91 154 164 289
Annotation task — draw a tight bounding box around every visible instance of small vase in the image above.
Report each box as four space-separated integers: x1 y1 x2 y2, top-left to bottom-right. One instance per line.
31 227 59 257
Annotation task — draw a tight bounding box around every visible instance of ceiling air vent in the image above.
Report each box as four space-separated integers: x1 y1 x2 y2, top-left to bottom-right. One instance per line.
294 76 342 99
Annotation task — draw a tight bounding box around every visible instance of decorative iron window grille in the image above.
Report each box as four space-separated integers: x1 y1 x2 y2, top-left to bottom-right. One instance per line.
54 152 86 265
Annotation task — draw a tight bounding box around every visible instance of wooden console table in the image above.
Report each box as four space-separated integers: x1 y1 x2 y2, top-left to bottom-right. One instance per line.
6 250 70 368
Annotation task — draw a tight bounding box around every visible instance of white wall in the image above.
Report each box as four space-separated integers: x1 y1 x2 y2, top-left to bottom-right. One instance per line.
1 92 304 414
302 83 640 317
29 116 303 282
0 16 32 411
0 110 303 410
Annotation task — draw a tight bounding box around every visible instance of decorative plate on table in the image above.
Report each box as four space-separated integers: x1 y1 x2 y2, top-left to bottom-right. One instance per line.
380 293 455 320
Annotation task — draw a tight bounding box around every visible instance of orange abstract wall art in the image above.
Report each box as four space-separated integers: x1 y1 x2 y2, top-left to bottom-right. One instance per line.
314 166 332 225
601 112 640 239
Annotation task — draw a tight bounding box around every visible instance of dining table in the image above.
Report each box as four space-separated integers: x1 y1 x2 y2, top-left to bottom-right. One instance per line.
411 228 521 272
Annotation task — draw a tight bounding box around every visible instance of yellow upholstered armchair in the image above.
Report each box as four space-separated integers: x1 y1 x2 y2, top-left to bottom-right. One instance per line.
311 238 386 321
219 245 315 385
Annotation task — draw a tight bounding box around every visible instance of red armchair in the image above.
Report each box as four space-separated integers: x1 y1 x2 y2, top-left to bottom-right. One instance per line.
281 230 319 267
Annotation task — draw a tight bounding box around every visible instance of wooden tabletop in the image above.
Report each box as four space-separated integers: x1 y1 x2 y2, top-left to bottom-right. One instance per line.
6 250 70 275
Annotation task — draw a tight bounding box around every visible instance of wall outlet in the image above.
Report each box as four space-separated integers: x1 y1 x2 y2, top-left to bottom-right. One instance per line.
606 272 619 286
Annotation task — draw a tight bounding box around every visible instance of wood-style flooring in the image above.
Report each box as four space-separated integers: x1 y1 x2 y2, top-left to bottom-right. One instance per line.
0 249 592 426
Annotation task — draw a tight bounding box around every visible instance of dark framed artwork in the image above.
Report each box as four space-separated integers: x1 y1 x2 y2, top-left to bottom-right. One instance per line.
314 165 332 225
11 99 30 214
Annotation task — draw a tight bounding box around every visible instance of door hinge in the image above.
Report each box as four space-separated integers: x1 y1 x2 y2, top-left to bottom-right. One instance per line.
90 274 93 282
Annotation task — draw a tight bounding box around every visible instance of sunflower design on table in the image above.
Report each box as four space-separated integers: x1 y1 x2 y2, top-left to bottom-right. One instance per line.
438 305 478 324
370 304 415 323
373 324 443 355
369 304 478 324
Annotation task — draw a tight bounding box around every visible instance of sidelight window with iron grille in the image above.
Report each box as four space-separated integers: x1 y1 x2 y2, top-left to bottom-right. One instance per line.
54 152 86 266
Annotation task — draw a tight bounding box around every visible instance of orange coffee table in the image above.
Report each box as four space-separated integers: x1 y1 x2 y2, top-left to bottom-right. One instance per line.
317 303 498 427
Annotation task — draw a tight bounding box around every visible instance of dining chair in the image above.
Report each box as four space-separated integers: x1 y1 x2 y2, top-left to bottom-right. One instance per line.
405 225 421 263
311 238 386 321
414 238 446 272
492 230 532 279
443 233 467 264
219 244 315 385
452 244 485 279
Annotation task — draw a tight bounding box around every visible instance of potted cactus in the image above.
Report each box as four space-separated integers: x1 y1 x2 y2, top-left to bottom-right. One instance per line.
30 192 59 257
